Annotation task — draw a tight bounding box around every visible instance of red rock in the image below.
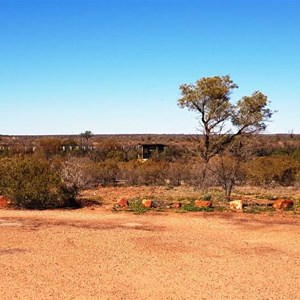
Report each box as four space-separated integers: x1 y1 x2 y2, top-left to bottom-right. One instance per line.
273 199 293 210
194 200 212 208
229 200 243 210
0 196 11 208
142 199 152 208
172 202 181 209
117 198 129 208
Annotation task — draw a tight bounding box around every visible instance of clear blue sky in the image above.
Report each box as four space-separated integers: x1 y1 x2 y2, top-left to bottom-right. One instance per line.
1 0 299 135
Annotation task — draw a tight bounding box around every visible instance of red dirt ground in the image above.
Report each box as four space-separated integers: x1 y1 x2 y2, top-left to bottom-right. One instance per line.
0 206 299 300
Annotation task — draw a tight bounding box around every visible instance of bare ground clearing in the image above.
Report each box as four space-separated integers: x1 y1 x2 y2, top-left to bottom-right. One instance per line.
80 185 300 205
0 207 299 300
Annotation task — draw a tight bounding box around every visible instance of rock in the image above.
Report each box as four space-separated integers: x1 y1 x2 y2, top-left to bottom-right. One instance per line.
229 200 243 210
194 200 212 208
273 199 293 210
142 199 152 208
0 196 11 208
172 202 182 209
117 198 129 208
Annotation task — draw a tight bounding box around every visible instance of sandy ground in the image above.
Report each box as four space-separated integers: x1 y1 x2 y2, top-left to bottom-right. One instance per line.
0 208 299 300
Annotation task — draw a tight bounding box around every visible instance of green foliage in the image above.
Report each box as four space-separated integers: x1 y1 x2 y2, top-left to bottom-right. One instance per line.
178 76 273 156
178 75 238 163
128 198 149 214
178 75 274 194
232 91 273 133
178 75 237 116
202 194 212 201
182 203 214 212
243 206 275 214
0 157 74 209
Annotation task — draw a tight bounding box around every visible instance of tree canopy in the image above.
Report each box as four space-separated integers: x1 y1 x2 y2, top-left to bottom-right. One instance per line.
178 75 274 163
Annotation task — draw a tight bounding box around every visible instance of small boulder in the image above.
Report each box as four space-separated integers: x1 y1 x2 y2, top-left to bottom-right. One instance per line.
229 200 243 210
273 199 293 210
0 196 11 209
117 198 129 208
194 200 212 208
142 199 152 208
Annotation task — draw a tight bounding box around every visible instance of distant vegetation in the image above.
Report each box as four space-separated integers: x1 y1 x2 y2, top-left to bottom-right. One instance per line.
1 132 300 209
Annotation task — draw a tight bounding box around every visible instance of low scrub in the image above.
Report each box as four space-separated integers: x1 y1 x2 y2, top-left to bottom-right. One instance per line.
128 198 149 214
182 203 214 212
0 157 75 209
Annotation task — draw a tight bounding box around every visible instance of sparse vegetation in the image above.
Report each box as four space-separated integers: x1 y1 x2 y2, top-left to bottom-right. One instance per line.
128 198 149 214
2 129 300 210
182 203 214 212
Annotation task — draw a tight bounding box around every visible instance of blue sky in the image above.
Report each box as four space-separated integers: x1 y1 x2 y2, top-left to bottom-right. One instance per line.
1 0 299 135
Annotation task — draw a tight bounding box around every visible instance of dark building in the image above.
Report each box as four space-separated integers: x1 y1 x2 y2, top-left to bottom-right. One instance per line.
137 144 166 160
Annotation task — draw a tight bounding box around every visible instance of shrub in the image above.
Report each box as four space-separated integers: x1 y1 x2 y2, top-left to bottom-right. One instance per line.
243 206 275 214
60 157 90 190
38 138 62 158
182 203 214 212
119 160 168 186
0 157 74 209
86 160 120 186
202 194 212 201
165 162 192 186
128 198 149 214
244 155 300 186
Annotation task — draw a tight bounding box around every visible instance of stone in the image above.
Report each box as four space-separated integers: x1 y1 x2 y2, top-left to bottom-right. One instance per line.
117 198 129 208
229 200 243 210
194 200 212 208
142 199 152 208
273 199 293 210
0 196 11 208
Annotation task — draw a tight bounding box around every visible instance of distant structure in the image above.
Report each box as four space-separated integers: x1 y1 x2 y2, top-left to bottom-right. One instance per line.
137 144 166 160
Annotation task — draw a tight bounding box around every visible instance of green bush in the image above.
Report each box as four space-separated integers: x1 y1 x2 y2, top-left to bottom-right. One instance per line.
128 198 149 214
0 157 74 209
202 194 212 201
182 203 214 212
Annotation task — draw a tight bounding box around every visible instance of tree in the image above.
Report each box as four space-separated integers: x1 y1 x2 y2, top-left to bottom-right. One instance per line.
178 75 274 193
80 130 93 150
208 137 250 198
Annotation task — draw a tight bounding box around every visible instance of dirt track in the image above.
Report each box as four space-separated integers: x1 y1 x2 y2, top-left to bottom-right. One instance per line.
0 209 299 300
